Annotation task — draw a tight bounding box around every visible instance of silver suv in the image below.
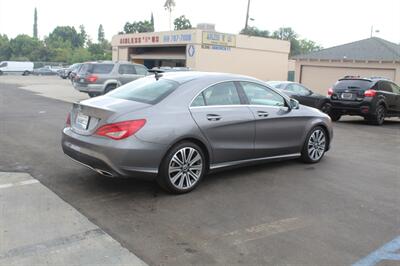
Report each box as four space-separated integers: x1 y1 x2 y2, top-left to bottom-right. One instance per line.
72 61 148 97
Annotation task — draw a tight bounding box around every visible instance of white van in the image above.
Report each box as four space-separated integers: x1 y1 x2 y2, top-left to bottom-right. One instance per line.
0 61 34 75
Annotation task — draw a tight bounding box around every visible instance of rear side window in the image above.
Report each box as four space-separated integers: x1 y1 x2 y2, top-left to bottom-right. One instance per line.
108 77 178 104
201 82 241 106
118 64 136 74
334 80 373 90
379 81 393 93
135 65 148 75
90 64 114 74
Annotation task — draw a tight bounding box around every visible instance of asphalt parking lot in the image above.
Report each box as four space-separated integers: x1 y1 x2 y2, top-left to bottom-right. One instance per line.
0 76 399 265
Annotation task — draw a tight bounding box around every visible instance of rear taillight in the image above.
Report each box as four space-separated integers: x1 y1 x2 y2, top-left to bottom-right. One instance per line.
364 89 377 97
86 74 98 83
95 119 146 140
66 113 71 127
328 88 333 96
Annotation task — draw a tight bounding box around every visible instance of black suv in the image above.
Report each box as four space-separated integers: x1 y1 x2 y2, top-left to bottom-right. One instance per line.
328 77 400 125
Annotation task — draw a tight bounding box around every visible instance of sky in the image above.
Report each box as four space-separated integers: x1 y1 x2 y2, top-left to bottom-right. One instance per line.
0 0 399 48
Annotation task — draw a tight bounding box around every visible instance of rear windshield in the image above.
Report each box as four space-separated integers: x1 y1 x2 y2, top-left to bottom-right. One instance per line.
79 63 114 74
334 79 373 90
108 77 179 104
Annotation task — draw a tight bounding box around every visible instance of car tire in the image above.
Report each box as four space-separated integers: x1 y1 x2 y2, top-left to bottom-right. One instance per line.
22 71 30 76
0 70 3 75
157 142 206 194
367 105 385 125
301 126 328 164
104 84 117 94
320 102 332 114
329 112 341 122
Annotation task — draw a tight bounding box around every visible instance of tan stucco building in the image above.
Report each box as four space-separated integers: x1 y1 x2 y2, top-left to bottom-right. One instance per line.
112 29 290 81
293 37 400 94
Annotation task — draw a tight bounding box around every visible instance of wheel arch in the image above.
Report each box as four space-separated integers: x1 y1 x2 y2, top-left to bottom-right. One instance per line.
161 137 212 172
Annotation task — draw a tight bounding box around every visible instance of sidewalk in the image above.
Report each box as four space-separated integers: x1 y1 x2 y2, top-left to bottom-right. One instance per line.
0 172 147 266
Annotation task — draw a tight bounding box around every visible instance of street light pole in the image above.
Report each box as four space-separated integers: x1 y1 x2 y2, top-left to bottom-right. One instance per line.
244 0 251 31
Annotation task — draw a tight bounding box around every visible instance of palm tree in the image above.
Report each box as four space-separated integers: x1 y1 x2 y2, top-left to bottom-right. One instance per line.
164 0 176 30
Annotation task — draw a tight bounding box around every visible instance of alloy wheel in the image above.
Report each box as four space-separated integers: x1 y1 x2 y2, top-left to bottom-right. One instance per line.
307 129 326 161
168 147 203 190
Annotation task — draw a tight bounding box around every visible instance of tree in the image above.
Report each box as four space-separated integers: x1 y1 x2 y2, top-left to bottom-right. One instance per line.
123 21 154 33
46 26 85 49
0 34 12 60
298 39 322 55
240 26 270 38
9 34 44 61
174 15 192 30
79 25 87 47
164 0 176 30
98 24 105 43
150 12 154 30
33 8 38 39
272 27 297 41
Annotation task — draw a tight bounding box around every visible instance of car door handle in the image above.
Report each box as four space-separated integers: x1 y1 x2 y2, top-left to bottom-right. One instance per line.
206 114 222 121
257 111 269 117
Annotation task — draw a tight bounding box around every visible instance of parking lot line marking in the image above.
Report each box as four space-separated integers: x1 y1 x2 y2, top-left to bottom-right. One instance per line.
223 217 309 245
0 179 39 189
352 235 400 266
0 228 105 260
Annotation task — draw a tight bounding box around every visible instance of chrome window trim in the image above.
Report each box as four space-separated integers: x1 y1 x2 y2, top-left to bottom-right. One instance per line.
210 153 301 170
188 79 291 109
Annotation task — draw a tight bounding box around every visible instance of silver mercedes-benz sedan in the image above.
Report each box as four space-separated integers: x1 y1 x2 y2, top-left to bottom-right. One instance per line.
62 72 333 193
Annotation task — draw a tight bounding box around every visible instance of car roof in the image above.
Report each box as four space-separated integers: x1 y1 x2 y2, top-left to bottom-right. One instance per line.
155 71 260 84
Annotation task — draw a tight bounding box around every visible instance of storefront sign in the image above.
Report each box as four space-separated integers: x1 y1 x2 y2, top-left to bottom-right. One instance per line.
202 31 236 47
119 33 193 46
201 44 231 52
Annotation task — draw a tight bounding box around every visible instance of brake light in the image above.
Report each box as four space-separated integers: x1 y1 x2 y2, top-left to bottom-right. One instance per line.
95 119 146 140
364 89 377 97
66 113 71 126
86 74 98 83
328 88 333 96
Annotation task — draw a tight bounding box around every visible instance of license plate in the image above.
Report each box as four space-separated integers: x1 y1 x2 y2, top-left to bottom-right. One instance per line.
76 113 89 130
341 93 353 99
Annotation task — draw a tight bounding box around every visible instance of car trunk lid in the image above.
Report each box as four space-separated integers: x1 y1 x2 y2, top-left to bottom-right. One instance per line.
70 96 151 135
332 79 374 101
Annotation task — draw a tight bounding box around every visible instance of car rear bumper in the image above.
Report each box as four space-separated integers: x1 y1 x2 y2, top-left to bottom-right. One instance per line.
330 99 376 116
61 127 167 179
73 83 104 93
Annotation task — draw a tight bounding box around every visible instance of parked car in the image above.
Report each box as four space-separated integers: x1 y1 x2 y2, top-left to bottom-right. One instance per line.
267 81 332 114
32 66 58 76
62 72 333 194
0 61 34 75
328 77 400 125
72 61 149 97
69 63 83 81
60 63 81 79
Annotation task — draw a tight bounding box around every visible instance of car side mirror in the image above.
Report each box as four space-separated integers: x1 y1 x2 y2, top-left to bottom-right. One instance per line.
289 98 300 109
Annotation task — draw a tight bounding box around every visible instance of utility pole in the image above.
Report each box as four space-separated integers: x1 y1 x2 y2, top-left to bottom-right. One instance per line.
244 0 251 31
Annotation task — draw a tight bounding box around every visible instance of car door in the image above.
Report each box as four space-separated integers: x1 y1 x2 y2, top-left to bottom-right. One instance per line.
286 83 317 107
378 81 397 113
239 81 306 158
388 82 400 113
118 64 139 85
189 81 255 164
